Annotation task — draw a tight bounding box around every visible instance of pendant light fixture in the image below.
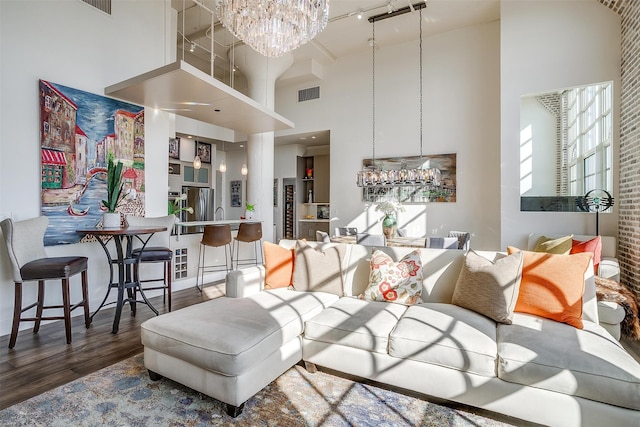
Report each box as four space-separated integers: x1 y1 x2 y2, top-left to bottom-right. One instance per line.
241 143 248 176
193 155 202 170
219 140 227 173
356 2 441 189
216 0 329 58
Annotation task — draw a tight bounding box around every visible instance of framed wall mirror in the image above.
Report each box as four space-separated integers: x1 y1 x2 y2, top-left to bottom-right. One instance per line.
519 81 614 212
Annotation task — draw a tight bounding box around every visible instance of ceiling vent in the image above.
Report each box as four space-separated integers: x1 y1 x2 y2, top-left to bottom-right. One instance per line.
82 0 111 15
298 86 320 102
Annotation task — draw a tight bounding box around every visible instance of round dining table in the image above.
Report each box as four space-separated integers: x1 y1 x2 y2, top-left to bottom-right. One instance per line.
76 225 167 334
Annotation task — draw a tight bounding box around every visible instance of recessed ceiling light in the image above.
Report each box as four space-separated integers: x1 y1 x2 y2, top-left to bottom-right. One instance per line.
299 137 307 140
311 136 316 139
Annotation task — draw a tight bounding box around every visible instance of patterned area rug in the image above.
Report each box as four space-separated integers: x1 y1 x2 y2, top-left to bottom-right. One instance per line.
0 354 518 426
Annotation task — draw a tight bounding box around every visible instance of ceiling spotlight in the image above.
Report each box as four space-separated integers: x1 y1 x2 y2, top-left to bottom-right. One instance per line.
357 10 363 20
189 42 196 53
387 2 394 14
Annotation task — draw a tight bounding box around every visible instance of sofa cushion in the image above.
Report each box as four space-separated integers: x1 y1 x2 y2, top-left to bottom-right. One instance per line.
141 288 339 376
359 249 423 305
497 312 640 411
452 250 523 324
264 241 295 289
303 297 407 354
389 303 498 377
507 248 592 329
293 240 346 296
533 235 573 255
570 236 602 275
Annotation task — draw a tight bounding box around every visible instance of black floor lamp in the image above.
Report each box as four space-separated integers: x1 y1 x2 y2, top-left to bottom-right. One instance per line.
576 189 614 235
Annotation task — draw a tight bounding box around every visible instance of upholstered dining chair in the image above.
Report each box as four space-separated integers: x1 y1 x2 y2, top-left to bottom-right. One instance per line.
0 216 90 349
316 230 330 242
335 227 358 237
356 233 386 247
126 215 176 311
425 237 460 249
448 231 471 250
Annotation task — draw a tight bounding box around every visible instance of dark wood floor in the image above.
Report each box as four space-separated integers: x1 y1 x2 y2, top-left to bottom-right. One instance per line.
1 281 639 411
0 281 225 410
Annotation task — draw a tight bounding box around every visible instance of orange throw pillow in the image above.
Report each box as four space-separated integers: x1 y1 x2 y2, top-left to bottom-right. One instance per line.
570 236 602 275
263 241 295 289
507 247 592 329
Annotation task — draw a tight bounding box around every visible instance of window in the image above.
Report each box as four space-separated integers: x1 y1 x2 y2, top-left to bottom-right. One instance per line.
564 82 612 195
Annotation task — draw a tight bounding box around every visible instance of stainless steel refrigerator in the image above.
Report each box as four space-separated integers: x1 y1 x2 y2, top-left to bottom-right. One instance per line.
181 186 215 234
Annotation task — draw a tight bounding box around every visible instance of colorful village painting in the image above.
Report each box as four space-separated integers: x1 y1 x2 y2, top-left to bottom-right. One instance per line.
39 80 145 246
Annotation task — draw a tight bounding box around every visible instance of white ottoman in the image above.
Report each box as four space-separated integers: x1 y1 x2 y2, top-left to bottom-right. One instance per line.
141 288 338 416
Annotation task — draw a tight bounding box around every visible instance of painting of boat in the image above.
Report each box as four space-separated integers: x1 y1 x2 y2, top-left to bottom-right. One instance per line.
67 204 89 216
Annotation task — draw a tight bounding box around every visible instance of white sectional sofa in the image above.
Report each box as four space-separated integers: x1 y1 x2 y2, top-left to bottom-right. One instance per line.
141 240 640 426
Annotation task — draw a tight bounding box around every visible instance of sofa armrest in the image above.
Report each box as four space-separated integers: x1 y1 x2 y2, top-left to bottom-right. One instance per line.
597 300 625 340
598 257 620 282
225 266 266 298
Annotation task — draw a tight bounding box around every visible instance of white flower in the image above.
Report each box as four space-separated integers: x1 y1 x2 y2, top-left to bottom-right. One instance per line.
375 201 405 216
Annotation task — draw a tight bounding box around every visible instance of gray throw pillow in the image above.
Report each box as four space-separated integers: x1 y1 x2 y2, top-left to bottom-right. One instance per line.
293 240 345 296
452 250 524 324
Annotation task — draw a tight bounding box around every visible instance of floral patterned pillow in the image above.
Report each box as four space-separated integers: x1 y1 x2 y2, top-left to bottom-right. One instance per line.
359 249 423 305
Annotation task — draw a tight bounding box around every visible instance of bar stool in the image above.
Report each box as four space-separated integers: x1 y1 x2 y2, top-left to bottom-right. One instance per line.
196 224 232 292
1 216 90 349
233 222 263 270
126 215 176 312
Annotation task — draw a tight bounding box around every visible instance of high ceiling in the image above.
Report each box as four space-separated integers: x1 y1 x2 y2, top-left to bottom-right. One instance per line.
170 0 500 149
172 0 499 75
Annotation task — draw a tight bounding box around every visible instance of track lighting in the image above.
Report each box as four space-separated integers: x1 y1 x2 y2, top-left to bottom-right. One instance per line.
189 42 196 53
357 10 363 20
387 2 394 14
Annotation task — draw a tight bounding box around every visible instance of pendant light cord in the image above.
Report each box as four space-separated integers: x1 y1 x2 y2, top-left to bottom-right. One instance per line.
372 20 376 167
419 7 423 160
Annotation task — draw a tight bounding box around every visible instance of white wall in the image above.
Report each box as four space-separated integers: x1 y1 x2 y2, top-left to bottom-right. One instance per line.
0 0 174 336
501 0 621 249
277 21 502 249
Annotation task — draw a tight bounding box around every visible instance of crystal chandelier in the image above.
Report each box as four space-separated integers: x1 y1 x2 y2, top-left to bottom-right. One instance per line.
216 0 330 58
356 2 441 189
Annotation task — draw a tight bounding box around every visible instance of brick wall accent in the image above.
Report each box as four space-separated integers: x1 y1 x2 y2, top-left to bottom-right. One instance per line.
619 2 640 295
600 0 640 295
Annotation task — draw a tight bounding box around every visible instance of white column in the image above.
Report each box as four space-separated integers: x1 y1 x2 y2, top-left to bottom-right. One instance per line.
232 46 293 243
